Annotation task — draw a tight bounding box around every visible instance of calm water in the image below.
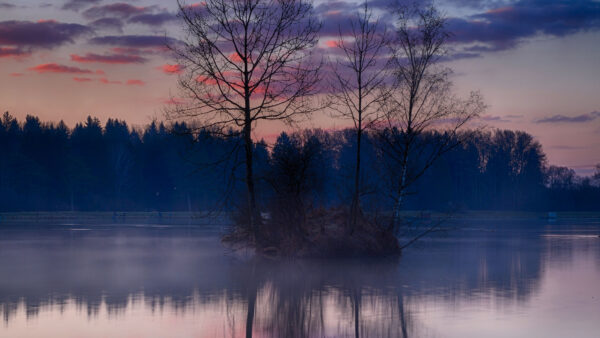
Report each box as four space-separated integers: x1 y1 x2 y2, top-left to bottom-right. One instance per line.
1 219 599 338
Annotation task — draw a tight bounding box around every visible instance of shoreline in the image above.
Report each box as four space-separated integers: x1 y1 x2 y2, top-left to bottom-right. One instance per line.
1 210 599 225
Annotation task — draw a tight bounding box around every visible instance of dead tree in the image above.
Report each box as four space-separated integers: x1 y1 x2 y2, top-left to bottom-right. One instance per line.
378 4 485 233
168 0 321 238
328 2 389 231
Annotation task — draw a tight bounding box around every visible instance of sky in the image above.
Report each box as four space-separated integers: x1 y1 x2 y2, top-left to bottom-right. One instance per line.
0 0 599 174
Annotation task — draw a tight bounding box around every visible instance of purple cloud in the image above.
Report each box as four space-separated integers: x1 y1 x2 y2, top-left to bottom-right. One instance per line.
128 12 177 26
0 2 15 9
71 52 147 64
83 3 152 20
89 17 124 33
0 46 29 58
0 20 91 50
317 1 600 61
62 0 101 11
315 1 394 37
89 35 180 48
536 111 600 123
479 115 512 123
448 0 600 52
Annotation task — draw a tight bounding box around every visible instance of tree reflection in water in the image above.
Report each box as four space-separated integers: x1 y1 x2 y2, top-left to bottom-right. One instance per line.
1 220 599 337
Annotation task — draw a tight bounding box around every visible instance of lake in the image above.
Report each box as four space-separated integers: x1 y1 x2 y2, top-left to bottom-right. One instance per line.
1 218 599 337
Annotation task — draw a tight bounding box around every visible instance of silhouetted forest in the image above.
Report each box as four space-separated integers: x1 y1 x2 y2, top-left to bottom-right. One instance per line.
1 112 598 212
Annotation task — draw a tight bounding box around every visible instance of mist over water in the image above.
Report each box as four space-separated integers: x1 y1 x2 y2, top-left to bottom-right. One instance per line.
1 219 599 338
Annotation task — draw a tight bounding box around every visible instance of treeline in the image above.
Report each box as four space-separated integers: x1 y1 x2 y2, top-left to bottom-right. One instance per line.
0 113 598 212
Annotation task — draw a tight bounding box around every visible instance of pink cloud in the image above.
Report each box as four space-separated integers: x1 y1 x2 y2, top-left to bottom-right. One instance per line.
187 2 207 8
9 73 24 77
159 64 183 74
29 63 93 74
228 52 243 63
99 77 122 84
126 79 145 86
0 46 30 58
71 52 147 64
73 77 93 82
325 40 339 48
96 69 105 75
196 75 218 85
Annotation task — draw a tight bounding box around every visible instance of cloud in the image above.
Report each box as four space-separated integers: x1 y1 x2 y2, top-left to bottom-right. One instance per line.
83 3 151 20
479 115 511 123
315 0 600 61
324 40 339 48
439 51 481 61
0 20 91 50
158 64 183 74
73 77 93 82
9 72 24 77
129 12 177 26
89 35 178 48
447 0 600 53
0 2 15 9
99 77 121 84
29 63 93 74
89 18 124 33
439 0 507 9
0 46 29 58
70 52 147 64
126 79 145 86
536 111 600 123
62 0 101 11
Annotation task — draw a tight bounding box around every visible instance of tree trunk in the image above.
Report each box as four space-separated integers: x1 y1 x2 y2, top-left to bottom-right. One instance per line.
243 107 261 239
391 150 409 233
350 72 363 232
350 124 362 232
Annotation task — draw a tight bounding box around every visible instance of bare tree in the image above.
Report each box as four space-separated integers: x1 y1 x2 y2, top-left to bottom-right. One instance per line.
378 4 485 233
168 0 322 238
328 2 389 230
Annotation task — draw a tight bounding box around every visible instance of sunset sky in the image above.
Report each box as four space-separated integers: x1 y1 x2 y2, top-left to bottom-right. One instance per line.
0 0 598 174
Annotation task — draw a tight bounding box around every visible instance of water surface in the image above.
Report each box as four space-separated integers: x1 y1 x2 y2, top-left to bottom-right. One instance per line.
1 218 599 337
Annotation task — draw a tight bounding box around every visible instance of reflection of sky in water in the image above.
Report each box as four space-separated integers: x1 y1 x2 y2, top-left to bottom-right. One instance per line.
1 220 599 337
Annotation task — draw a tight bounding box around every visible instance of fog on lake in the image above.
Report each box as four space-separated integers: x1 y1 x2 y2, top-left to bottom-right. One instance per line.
1 218 599 338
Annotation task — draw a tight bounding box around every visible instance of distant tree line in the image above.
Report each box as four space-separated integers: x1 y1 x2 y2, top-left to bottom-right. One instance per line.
1 112 598 213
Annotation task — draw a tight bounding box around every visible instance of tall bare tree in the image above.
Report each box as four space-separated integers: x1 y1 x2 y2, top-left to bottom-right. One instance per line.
169 0 321 238
329 2 389 230
378 4 485 233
